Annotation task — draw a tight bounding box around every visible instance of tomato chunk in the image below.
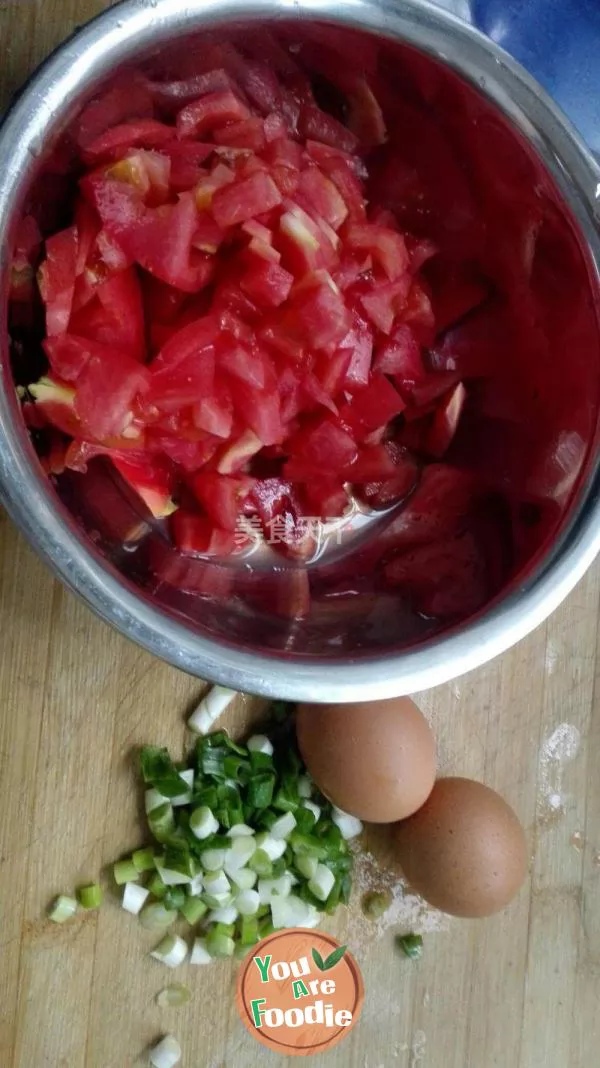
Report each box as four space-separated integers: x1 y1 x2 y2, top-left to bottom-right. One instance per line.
177 89 250 139
211 171 282 228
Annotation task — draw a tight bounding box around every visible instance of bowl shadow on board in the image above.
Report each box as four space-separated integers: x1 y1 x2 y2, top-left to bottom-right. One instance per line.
8 20 600 663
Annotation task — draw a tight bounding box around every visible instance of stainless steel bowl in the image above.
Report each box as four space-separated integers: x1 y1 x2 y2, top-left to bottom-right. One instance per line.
1 0 600 701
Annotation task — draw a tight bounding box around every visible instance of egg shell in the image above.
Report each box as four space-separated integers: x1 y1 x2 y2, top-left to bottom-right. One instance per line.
296 697 436 823
394 776 528 917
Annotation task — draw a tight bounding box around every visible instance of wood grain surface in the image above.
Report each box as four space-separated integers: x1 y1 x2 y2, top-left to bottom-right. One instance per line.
1 3 599 1066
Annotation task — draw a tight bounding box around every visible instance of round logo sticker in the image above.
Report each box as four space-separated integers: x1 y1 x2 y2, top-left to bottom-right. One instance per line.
236 928 364 1056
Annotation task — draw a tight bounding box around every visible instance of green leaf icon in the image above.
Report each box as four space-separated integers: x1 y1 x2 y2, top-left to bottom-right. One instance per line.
311 947 326 971
322 944 347 970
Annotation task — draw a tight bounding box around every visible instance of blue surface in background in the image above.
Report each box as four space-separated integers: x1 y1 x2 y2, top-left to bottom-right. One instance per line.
433 0 600 155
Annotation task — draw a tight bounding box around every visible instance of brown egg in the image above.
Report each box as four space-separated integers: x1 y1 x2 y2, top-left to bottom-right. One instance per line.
296 697 436 822
394 777 528 917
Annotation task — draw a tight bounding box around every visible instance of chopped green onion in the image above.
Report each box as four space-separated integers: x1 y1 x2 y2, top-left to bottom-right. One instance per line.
48 895 78 924
149 1034 182 1068
227 823 254 837
270 812 296 839
308 864 336 903
132 847 155 872
205 926 235 959
303 800 321 823
248 848 273 877
297 775 312 799
248 772 275 809
148 873 167 900
255 832 286 861
151 933 188 968
139 902 178 932
397 934 423 960
208 904 238 925
187 685 239 734
189 806 219 840
295 854 318 881
258 917 276 939
141 747 190 799
230 867 257 891
171 769 194 807
200 847 226 872
114 859 138 886
202 890 233 909
239 914 259 945
187 873 204 897
331 807 363 840
247 734 274 756
148 803 176 842
362 889 393 920
156 983 191 1009
203 869 230 897
190 937 212 965
163 887 186 911
235 889 260 916
146 787 168 814
77 883 103 910
224 836 255 872
258 873 295 904
271 893 311 930
180 896 207 926
123 882 150 915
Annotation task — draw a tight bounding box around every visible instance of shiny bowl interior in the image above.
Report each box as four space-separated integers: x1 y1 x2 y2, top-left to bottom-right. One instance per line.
1 0 600 700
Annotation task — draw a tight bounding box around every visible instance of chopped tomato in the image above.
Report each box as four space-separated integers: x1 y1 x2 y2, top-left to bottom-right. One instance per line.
211 171 282 228
75 350 149 441
191 471 254 531
177 89 250 139
171 510 238 556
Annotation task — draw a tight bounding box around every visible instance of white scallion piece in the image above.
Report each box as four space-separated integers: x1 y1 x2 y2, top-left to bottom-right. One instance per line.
271 893 311 930
227 823 254 837
302 904 322 929
171 769 194 807
297 775 312 799
235 889 260 916
200 847 226 872
189 806 219 840
295 854 318 880
331 806 363 840
203 870 230 897
48 895 78 924
190 938 212 965
151 934 188 969
224 836 256 874
230 867 257 891
149 1034 182 1068
122 882 150 916
202 890 232 909
258 873 294 905
308 863 335 902
270 812 296 840
247 734 274 756
187 685 239 734
303 800 321 823
155 862 192 887
208 904 238 925
187 873 204 897
255 832 286 861
146 787 168 814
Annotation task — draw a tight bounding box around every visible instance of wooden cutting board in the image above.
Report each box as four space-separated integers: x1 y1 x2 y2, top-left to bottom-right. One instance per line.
1 4 599 1065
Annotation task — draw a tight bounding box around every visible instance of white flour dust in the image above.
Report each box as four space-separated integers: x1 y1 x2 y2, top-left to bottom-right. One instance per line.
350 847 449 951
538 723 580 818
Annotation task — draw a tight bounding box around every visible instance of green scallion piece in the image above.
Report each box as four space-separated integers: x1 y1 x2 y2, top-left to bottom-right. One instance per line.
132 847 156 873
114 859 139 886
148 802 175 842
248 773 275 810
205 926 235 959
163 886 186 911
77 883 103 910
48 895 78 924
148 872 167 900
239 915 259 946
249 848 273 877
397 933 423 960
362 889 393 920
139 902 178 932
180 896 207 926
